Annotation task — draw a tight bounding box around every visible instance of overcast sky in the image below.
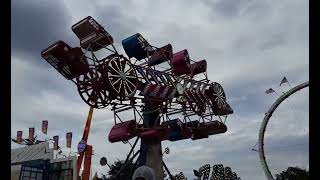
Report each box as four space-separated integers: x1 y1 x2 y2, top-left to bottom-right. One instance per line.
11 0 309 179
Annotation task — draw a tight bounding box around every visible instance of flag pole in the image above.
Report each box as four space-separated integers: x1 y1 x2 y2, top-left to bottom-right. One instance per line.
287 81 292 89
273 90 279 96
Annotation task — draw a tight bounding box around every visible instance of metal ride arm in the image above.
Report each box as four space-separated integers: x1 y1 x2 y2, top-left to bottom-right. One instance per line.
40 16 234 180
258 81 309 180
115 150 141 180
162 160 174 180
76 107 94 178
82 145 93 180
109 137 140 180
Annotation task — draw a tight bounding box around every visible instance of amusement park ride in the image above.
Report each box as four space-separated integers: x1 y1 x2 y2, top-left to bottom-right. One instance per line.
41 16 233 179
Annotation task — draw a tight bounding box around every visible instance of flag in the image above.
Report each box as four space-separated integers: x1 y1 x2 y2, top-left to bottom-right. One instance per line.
17 131 22 144
265 88 275 94
29 128 35 142
66 132 72 148
53 135 59 150
42 120 48 134
280 76 288 86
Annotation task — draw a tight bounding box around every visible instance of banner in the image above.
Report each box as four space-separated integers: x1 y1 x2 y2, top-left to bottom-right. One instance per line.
53 135 59 150
66 132 72 148
42 120 48 134
29 128 35 142
17 131 22 144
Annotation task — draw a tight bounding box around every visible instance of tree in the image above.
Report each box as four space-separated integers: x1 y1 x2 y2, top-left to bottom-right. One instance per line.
275 167 309 180
193 164 241 180
172 172 187 180
102 159 137 180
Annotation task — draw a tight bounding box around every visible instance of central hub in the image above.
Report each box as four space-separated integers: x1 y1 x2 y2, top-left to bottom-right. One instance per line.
120 71 126 80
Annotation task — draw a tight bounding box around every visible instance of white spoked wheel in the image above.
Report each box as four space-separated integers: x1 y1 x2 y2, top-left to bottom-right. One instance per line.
105 54 138 100
204 82 228 116
212 82 227 109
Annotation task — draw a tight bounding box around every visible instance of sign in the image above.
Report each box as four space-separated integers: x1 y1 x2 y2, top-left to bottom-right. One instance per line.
53 135 59 150
16 131 22 144
42 120 48 134
77 140 87 153
66 132 72 148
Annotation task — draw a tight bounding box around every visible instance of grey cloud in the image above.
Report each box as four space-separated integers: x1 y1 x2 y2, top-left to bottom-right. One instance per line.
91 4 144 52
231 31 288 52
152 22 224 62
224 65 308 118
257 32 288 50
11 0 75 64
11 57 78 103
204 0 251 19
242 0 271 21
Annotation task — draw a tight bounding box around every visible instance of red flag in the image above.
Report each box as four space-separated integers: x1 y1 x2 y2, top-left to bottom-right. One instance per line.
29 128 35 142
53 135 59 150
66 132 72 148
42 120 48 134
17 131 22 144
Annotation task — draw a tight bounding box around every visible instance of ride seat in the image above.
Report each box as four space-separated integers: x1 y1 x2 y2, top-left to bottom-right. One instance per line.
41 41 89 80
108 120 137 143
182 120 209 140
171 49 191 75
189 60 207 76
148 44 173 66
161 119 191 141
139 128 169 142
122 33 153 60
72 16 113 51
200 120 227 136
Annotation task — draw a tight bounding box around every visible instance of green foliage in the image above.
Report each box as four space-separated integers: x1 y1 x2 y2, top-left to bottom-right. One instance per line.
275 167 309 180
102 160 137 180
194 164 241 180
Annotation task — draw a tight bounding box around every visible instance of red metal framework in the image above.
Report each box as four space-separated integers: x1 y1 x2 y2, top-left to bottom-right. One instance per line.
41 16 234 178
76 107 94 178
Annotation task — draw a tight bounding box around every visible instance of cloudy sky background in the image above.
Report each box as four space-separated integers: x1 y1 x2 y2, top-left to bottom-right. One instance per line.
11 0 308 179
